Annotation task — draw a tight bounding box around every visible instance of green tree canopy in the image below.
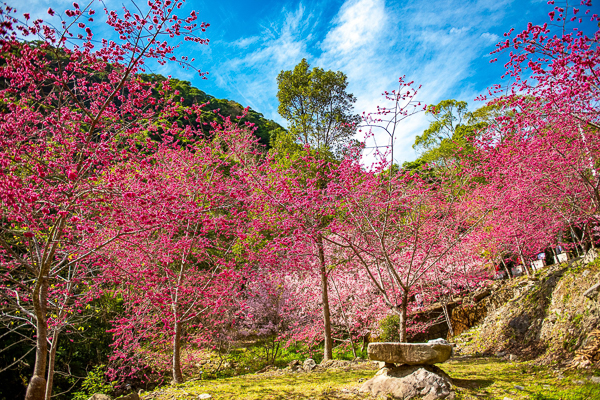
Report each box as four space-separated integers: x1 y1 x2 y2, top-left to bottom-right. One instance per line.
274 59 360 159
406 99 500 170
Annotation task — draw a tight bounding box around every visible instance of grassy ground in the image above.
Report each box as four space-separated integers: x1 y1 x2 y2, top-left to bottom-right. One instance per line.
141 356 600 400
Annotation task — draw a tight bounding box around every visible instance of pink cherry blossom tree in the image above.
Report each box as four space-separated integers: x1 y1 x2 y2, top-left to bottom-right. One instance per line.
0 1 209 398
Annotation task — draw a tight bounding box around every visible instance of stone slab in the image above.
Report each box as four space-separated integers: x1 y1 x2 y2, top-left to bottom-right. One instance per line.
368 342 452 365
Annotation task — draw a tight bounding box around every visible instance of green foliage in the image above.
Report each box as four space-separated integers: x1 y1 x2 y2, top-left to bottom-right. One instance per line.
71 365 113 400
275 59 360 159
407 100 502 170
140 74 284 148
379 314 400 342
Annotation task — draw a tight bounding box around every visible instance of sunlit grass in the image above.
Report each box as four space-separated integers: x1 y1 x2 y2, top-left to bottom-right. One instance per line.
142 357 600 400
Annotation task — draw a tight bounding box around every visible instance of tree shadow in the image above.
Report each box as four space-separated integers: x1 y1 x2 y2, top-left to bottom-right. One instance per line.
451 377 494 390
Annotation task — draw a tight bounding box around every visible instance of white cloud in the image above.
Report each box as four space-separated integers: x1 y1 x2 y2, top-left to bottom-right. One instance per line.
209 3 312 120
480 32 500 43
450 27 470 35
320 0 387 55
232 36 260 49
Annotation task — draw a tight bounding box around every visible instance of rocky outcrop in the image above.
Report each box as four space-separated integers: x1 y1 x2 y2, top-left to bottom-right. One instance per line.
302 358 316 372
359 364 454 400
455 258 600 366
368 342 452 365
88 394 112 400
115 393 140 400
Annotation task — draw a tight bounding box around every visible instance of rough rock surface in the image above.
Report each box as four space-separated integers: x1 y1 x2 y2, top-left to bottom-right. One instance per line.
303 358 316 371
115 393 139 400
368 342 452 365
359 364 454 400
454 259 600 365
88 395 112 400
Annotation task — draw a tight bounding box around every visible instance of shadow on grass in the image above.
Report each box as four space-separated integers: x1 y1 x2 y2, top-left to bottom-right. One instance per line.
451 377 494 390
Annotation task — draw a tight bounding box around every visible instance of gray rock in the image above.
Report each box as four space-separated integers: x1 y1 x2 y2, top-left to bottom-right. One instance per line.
584 249 598 264
88 395 112 400
584 282 600 300
359 364 454 400
427 338 450 345
514 385 524 390
590 376 600 384
198 394 212 400
303 358 316 371
368 342 453 365
115 393 139 400
508 354 518 361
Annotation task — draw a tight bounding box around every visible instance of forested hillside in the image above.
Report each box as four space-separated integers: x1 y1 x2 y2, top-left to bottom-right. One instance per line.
139 74 284 148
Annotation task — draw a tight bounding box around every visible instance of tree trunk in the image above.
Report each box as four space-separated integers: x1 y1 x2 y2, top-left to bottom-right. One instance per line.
317 233 333 361
397 290 409 343
587 224 596 249
172 320 183 384
26 276 49 400
570 225 582 257
516 240 531 277
500 258 512 279
362 333 370 354
45 329 60 400
331 277 357 358
441 300 454 338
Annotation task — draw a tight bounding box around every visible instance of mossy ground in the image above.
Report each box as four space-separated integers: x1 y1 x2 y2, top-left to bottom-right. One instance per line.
141 356 600 400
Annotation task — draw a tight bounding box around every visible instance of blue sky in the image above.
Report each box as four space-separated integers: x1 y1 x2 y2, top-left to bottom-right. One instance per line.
16 0 595 163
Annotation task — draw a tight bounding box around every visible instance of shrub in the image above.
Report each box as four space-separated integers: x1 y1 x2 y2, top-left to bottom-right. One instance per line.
379 314 400 342
71 365 113 400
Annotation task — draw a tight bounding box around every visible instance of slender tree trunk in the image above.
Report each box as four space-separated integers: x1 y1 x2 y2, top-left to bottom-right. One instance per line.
570 225 582 257
441 300 454 338
45 329 60 400
26 276 49 400
362 333 370 354
317 233 333 360
587 224 596 250
500 258 512 279
331 278 356 358
397 290 409 343
551 247 558 264
516 240 531 277
172 320 183 384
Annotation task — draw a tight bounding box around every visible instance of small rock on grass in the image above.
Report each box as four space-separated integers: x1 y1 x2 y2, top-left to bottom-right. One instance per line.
590 376 600 384
303 358 317 372
198 394 212 400
514 385 524 390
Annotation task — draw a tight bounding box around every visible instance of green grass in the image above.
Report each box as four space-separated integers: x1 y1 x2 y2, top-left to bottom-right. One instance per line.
142 357 600 400
198 341 366 379
143 365 376 399
444 357 600 400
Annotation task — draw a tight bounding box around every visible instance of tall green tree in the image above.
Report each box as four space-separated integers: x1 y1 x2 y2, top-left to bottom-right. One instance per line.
406 99 500 171
270 60 359 360
276 58 360 158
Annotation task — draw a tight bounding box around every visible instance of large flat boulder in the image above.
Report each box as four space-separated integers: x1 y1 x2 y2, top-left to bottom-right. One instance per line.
359 364 454 400
368 342 452 365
